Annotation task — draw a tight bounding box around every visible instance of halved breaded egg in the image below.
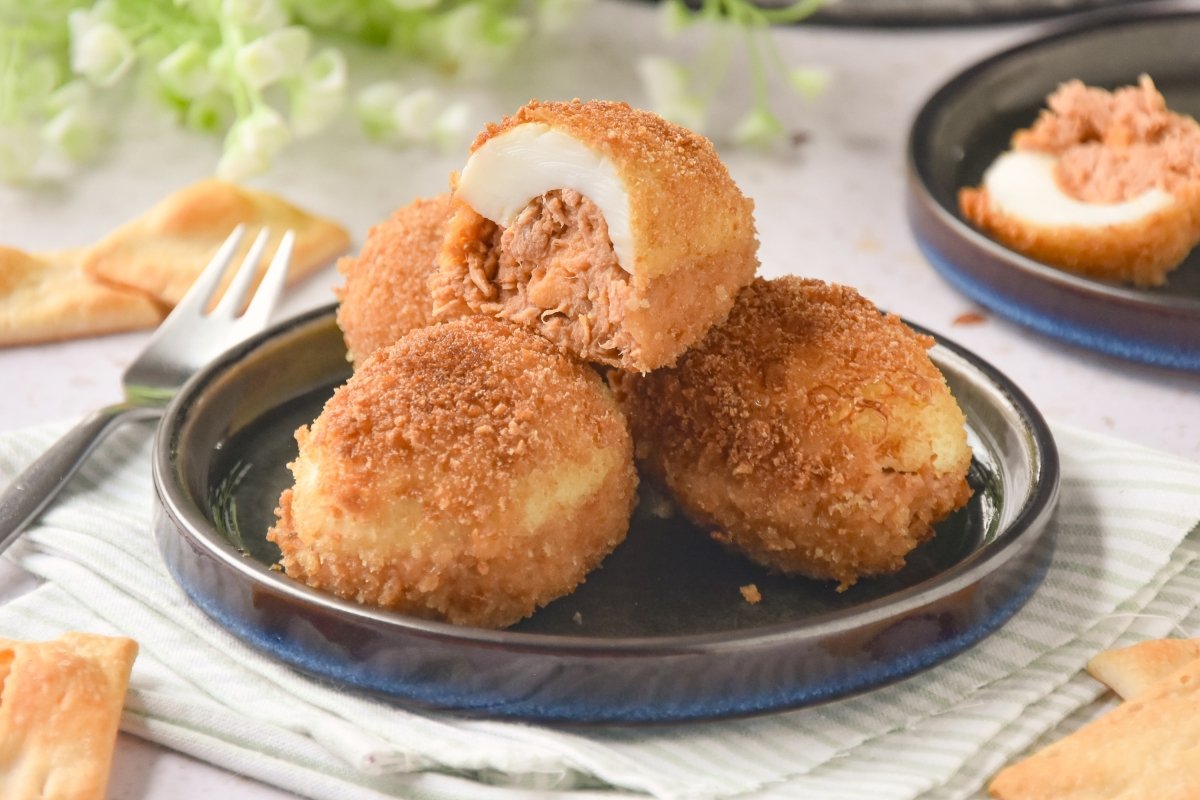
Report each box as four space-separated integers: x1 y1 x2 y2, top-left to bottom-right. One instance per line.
267 316 638 628
430 99 759 373
959 75 1200 287
335 193 453 363
616 277 973 590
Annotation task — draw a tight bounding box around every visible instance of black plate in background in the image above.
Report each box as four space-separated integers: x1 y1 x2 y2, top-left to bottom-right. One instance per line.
908 2 1200 371
803 0 1156 27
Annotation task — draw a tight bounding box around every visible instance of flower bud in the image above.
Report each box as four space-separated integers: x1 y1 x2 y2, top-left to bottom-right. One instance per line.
218 106 292 180
158 41 216 99
732 105 785 148
392 88 440 142
69 15 136 88
788 66 830 100
222 0 289 31
235 27 312 90
289 49 347 137
43 104 102 162
433 102 470 151
355 81 406 140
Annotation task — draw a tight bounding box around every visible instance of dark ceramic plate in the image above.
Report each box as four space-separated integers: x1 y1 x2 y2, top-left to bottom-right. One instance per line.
802 0 1152 27
152 304 1059 724
907 2 1200 371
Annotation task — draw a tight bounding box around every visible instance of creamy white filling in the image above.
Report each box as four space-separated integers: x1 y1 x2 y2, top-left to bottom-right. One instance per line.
983 150 1173 227
455 123 635 274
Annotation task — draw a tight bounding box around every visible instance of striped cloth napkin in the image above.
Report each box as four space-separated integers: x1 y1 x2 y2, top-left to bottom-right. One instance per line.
0 417 1198 800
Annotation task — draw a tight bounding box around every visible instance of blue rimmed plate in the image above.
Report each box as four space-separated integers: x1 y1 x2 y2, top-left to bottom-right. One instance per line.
907 2 1200 371
152 303 1058 724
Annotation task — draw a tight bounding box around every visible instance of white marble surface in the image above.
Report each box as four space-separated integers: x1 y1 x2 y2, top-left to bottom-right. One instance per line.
0 2 1198 797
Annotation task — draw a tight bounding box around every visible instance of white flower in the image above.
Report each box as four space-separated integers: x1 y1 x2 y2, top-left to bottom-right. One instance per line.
69 13 136 88
354 83 467 147
438 5 529 77
732 106 785 148
42 81 98 162
222 0 289 31
355 81 407 140
637 57 707 133
157 42 216 99
43 104 102 162
788 66 831 100
235 27 312 90
433 102 471 150
392 88 440 142
217 106 292 180
289 49 347 137
289 0 351 26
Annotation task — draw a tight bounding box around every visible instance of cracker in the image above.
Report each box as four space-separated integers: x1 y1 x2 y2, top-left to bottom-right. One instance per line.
0 247 163 346
989 656 1200 799
0 632 138 800
83 179 351 307
1087 637 1200 700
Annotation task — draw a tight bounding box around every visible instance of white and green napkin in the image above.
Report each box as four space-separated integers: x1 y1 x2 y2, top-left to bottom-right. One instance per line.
0 419 1197 800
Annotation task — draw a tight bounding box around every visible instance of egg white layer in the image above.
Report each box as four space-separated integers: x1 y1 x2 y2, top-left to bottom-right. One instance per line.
983 150 1172 227
456 123 635 274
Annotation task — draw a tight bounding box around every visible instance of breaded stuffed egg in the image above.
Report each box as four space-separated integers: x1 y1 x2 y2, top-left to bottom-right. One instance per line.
959 75 1200 287
335 193 453 363
430 99 759 372
617 277 973 590
267 316 638 628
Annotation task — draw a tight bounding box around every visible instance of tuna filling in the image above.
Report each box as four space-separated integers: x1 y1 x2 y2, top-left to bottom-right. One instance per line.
1015 76 1200 203
463 188 636 366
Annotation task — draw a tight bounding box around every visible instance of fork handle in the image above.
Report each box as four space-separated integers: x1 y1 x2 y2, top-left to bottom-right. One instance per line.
0 404 162 555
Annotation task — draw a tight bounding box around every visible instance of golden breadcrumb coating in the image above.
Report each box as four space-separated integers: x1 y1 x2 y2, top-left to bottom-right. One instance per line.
617 277 973 590
959 181 1200 287
335 193 453 362
959 75 1200 287
267 316 638 629
432 99 758 372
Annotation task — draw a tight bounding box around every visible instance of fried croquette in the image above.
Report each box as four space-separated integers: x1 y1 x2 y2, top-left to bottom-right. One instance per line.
335 193 453 363
959 75 1200 287
617 277 973 590
430 99 759 372
267 316 638 629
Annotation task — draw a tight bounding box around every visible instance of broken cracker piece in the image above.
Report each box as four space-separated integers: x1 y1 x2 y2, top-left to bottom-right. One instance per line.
0 632 138 800
1086 637 1200 700
83 179 350 307
0 247 163 346
990 655 1200 799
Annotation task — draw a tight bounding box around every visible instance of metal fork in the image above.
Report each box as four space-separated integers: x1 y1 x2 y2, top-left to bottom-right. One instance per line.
0 226 295 552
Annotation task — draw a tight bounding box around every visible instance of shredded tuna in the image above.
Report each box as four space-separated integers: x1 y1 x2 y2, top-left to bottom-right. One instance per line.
463 189 636 364
1014 75 1200 203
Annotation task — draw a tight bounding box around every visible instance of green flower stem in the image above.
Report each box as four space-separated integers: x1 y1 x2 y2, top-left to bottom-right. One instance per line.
757 0 823 25
0 32 22 123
